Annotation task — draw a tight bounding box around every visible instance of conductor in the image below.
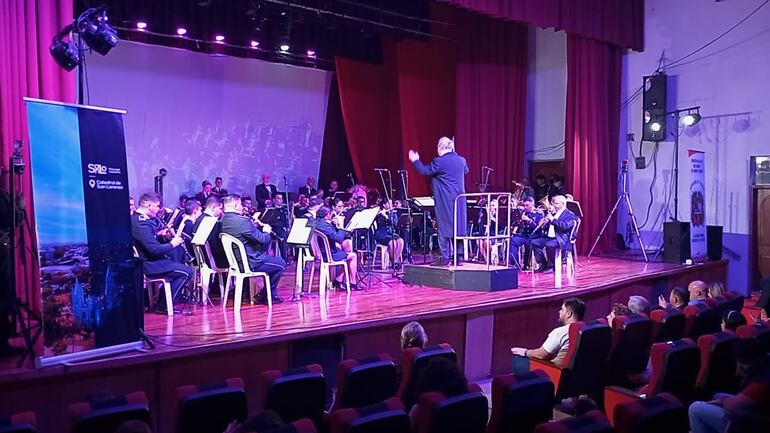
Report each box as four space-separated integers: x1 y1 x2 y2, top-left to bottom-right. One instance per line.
409 136 468 266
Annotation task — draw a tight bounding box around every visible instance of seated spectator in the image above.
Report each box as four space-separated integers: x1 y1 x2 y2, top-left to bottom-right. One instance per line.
606 303 632 326
223 410 284 433
658 286 690 310
688 338 770 432
722 310 748 332
401 321 428 350
688 280 710 305
708 281 726 298
115 420 152 433
409 357 469 431
628 295 651 315
510 297 586 367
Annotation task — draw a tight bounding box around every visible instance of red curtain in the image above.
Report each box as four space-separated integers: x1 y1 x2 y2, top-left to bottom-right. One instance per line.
454 13 529 193
565 35 622 254
437 0 644 52
0 1 75 326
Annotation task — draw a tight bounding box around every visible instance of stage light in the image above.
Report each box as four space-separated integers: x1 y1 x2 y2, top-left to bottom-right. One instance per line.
49 32 81 71
306 49 316 57
215 34 225 43
176 27 187 36
250 40 260 48
650 121 662 132
80 11 119 55
136 21 147 31
280 43 290 52
682 112 701 126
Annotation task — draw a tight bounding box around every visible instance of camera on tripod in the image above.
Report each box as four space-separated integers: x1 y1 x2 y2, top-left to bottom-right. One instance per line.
12 140 24 174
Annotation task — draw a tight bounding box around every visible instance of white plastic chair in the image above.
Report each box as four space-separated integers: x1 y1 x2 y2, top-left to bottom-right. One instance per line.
555 218 581 279
134 246 173 316
219 233 273 311
308 231 351 297
375 244 390 270
192 242 228 305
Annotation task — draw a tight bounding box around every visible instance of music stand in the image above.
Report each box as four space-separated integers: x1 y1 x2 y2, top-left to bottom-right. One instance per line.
345 208 388 288
332 192 353 203
287 218 316 294
566 200 583 218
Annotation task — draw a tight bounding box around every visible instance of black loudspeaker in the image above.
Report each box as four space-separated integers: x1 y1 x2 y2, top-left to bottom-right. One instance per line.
664 221 690 264
642 74 667 141
707 225 723 261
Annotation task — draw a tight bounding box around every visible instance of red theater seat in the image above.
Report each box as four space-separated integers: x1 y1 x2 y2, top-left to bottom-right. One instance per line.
329 397 409 433
175 378 247 433
604 339 700 425
261 365 326 427
397 343 457 409
529 320 612 401
248 419 317 433
649 308 685 344
0 411 36 433
612 392 687 433
607 314 652 387
533 410 613 433
332 353 397 411
684 303 721 340
736 320 770 353
68 391 151 433
415 384 489 433
487 370 554 433
721 291 745 314
696 332 739 397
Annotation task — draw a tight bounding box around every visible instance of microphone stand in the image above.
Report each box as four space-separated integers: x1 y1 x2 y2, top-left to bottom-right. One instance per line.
398 169 414 264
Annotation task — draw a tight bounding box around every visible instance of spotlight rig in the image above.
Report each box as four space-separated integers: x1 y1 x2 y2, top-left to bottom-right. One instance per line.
50 5 118 71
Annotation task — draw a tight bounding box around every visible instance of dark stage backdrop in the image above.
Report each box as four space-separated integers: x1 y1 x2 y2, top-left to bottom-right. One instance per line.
87 41 333 202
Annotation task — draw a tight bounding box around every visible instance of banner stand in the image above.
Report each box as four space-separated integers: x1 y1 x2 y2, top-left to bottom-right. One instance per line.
35 340 145 368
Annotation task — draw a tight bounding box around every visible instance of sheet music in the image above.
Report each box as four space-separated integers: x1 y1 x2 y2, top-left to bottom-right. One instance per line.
287 218 313 245
345 207 379 231
191 216 216 245
412 196 435 207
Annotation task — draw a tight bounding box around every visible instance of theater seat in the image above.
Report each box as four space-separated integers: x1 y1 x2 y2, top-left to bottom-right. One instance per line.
604 339 699 425
696 332 739 397
415 384 489 433
529 320 612 401
607 314 652 387
397 343 457 409
333 353 397 411
533 410 613 433
721 291 745 314
487 370 554 433
649 308 685 344
0 411 36 433
684 303 721 340
261 365 326 427
329 397 409 433
736 320 770 353
68 391 151 433
249 419 317 433
612 393 687 433
175 378 247 433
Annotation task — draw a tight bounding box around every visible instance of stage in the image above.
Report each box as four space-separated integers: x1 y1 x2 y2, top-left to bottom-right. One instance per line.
0 256 728 433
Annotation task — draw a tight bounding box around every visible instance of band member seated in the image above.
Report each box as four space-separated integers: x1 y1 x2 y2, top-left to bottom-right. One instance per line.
345 196 370 252
294 194 309 218
132 192 193 314
533 175 553 203
212 176 228 197
192 196 227 269
170 194 188 228
196 181 214 206
302 197 324 219
129 196 136 214
477 199 505 263
255 174 278 209
315 206 360 290
241 196 256 217
268 193 290 259
374 199 404 270
509 196 543 269
324 179 340 199
549 175 566 198
299 176 320 197
220 194 285 304
531 195 577 273
330 198 354 253
181 200 202 263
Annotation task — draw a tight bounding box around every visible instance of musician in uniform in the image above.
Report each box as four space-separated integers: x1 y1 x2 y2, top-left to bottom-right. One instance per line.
268 193 290 259
315 206 360 290
324 179 340 199
299 176 318 197
220 194 285 304
132 192 192 314
212 176 228 197
531 195 577 273
374 199 404 270
192 196 227 269
509 196 543 269
196 181 214 206
409 136 469 266
255 174 278 210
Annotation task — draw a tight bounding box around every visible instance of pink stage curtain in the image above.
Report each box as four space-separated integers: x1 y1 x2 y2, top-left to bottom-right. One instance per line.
565 35 622 254
454 13 529 193
0 1 75 327
437 0 644 51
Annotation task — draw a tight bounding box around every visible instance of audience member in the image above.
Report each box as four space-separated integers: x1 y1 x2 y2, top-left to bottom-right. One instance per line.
688 338 770 432
688 280 709 305
114 420 152 433
708 281 726 298
401 321 428 350
510 297 586 366
658 286 689 310
223 410 284 433
409 357 469 431
628 295 651 315
722 310 748 332
606 303 632 326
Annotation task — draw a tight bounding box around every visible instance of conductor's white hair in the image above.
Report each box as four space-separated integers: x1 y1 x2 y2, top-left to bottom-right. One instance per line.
437 136 454 152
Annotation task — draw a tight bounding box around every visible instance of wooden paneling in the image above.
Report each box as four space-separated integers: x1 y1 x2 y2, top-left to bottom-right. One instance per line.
758 189 770 277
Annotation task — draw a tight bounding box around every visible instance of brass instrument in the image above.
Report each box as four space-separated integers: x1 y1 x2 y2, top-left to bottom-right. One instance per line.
511 180 525 201
537 196 555 213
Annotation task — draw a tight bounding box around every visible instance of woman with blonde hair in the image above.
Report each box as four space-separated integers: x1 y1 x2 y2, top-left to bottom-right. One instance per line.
401 321 428 350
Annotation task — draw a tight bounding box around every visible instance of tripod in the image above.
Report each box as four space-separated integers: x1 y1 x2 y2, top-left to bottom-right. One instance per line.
588 160 649 262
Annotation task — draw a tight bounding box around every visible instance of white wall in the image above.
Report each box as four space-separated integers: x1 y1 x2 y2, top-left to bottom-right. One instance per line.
621 0 770 291
525 27 567 168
